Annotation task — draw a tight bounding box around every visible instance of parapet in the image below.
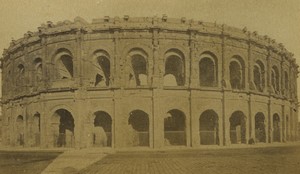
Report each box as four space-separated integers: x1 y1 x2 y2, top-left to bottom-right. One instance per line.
1 15 296 63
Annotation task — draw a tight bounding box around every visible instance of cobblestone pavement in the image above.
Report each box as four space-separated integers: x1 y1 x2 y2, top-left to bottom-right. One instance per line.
79 145 300 174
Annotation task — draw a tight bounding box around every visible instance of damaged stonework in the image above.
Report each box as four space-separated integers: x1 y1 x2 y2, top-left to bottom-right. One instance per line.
0 16 299 149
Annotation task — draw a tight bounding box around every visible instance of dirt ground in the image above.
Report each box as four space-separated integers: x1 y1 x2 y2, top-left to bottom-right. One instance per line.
0 151 61 174
79 146 300 174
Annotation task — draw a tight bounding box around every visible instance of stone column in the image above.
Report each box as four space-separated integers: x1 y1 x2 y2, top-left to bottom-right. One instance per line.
282 105 286 142
189 31 198 88
268 99 272 143
40 95 48 148
249 95 255 140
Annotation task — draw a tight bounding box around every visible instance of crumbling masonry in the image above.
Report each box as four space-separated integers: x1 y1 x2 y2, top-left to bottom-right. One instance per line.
0 16 298 149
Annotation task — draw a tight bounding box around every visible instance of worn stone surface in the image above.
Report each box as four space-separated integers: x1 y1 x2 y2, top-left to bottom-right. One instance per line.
0 16 298 149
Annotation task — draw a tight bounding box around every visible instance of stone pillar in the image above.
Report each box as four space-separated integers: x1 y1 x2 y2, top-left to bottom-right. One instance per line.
295 108 299 141
153 89 164 148
248 42 256 91
266 49 272 93
152 28 159 88
280 105 283 142
286 109 290 141
190 92 200 147
280 60 284 96
218 108 224 146
221 28 228 146
249 96 255 140
223 93 230 146
245 109 250 144
188 31 196 147
189 31 198 88
40 97 48 148
268 99 272 143
23 105 29 147
114 90 122 148
282 105 286 142
74 90 86 149
113 28 121 88
149 98 154 149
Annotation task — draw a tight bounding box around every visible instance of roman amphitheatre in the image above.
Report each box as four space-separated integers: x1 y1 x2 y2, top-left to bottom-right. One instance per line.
0 15 298 149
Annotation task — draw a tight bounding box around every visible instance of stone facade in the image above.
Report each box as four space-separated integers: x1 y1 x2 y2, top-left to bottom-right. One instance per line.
0 16 299 149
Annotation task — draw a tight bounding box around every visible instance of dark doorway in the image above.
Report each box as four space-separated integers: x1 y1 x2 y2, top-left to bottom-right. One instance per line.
273 114 280 142
53 109 75 147
199 110 219 145
16 115 24 146
128 110 149 146
33 113 41 146
164 109 186 146
255 112 266 143
230 111 246 144
93 111 112 147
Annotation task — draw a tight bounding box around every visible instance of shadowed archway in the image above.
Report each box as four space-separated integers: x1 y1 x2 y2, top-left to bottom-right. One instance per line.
164 109 186 146
92 111 112 147
128 110 149 147
255 112 266 143
51 109 75 148
199 110 219 145
230 111 246 144
273 114 280 142
16 115 24 146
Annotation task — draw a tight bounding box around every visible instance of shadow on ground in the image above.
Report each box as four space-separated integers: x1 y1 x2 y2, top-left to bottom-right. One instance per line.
0 151 62 174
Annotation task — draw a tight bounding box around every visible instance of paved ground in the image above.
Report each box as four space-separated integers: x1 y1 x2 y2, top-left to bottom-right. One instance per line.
41 148 112 174
79 145 300 174
1 144 300 174
0 151 61 174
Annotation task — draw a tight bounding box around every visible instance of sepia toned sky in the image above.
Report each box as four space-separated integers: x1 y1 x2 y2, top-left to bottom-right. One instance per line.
0 0 299 118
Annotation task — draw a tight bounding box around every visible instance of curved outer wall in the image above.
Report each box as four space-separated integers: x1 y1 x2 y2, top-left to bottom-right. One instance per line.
0 16 299 148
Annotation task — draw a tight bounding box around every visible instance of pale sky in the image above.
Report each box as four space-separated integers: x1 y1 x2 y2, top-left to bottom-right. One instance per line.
0 0 299 118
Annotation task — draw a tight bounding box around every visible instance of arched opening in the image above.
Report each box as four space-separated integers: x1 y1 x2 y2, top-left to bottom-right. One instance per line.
17 64 25 86
255 112 266 143
273 114 280 142
199 52 217 87
199 58 216 87
164 50 185 86
271 66 280 94
34 58 43 82
230 111 246 144
128 110 149 147
6 69 12 92
130 55 148 86
93 51 110 87
16 115 24 146
58 55 73 79
18 64 25 74
93 111 112 147
164 109 186 146
51 109 75 147
253 60 265 92
199 110 219 145
55 49 74 79
229 56 245 90
32 113 41 146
